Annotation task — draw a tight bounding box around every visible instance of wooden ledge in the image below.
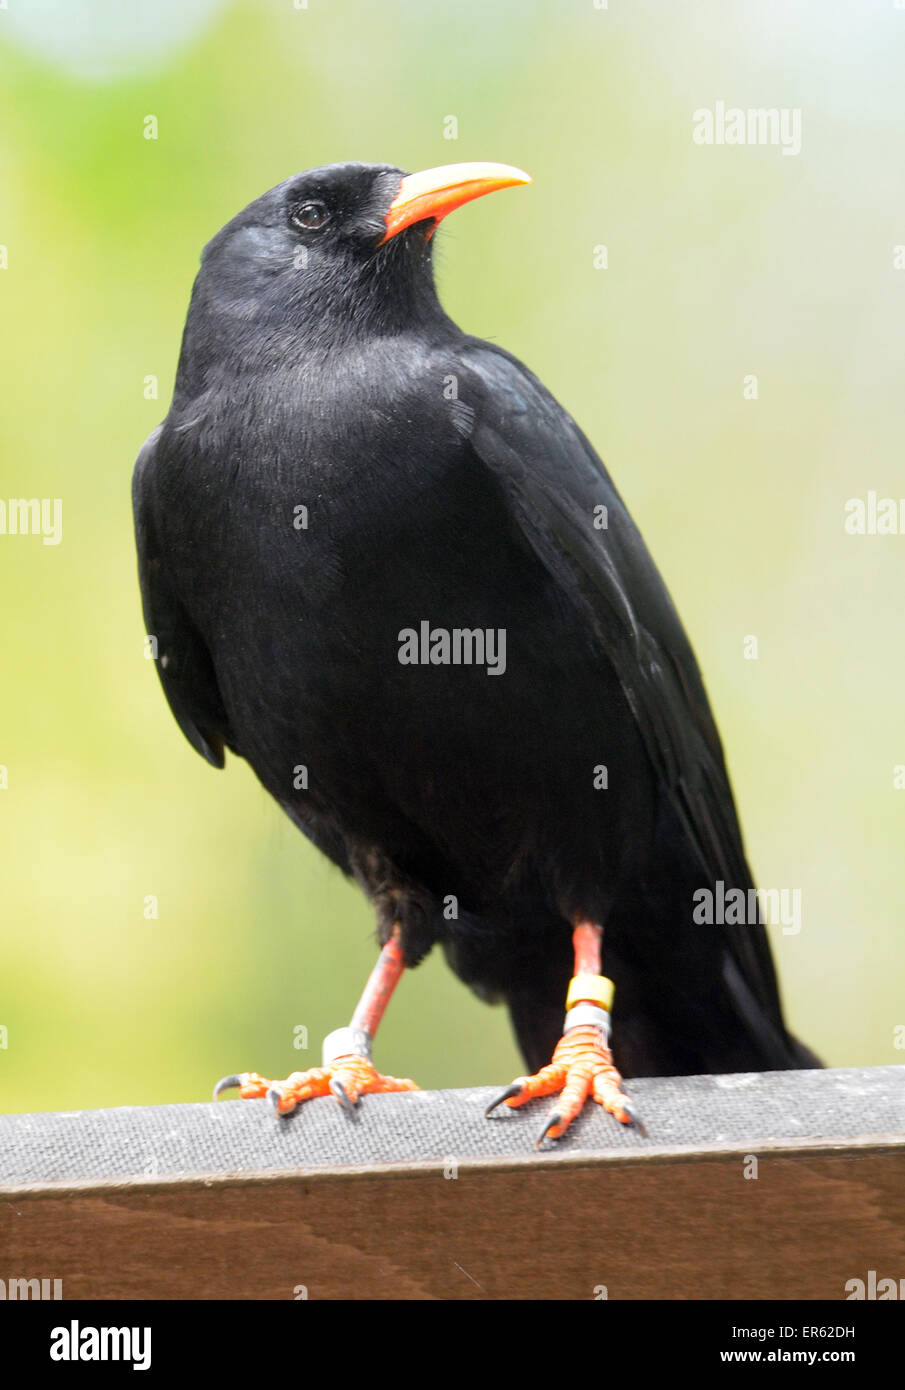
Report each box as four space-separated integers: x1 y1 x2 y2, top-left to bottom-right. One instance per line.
1 1066 903 1298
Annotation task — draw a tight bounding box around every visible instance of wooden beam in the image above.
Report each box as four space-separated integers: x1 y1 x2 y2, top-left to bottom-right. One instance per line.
2 1067 903 1300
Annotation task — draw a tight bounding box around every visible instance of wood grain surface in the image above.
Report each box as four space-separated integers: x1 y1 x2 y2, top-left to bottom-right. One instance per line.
3 1141 902 1300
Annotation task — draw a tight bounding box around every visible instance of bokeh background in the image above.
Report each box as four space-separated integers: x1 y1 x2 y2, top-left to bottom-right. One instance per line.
1 0 902 1115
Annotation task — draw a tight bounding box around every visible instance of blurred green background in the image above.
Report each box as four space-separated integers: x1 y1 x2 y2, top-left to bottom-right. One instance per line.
1 0 903 1115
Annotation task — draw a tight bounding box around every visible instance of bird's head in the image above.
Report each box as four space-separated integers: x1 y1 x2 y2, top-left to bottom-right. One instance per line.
184 160 531 362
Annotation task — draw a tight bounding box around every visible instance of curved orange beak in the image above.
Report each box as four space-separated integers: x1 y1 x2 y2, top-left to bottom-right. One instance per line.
378 161 532 245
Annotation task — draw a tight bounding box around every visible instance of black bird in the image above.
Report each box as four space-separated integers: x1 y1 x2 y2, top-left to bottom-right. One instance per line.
133 161 816 1144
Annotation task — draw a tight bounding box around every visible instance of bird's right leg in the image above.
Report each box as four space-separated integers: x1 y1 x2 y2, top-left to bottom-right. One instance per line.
214 926 418 1116
486 919 645 1146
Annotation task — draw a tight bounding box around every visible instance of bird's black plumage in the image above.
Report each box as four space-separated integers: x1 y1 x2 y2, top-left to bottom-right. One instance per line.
134 161 815 1079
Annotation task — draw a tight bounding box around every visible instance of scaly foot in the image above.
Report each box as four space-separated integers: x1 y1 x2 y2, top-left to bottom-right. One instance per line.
214 1052 418 1116
486 1022 645 1147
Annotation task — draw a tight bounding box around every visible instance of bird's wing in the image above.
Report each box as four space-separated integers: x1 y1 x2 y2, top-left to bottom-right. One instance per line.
457 343 785 1031
132 427 229 768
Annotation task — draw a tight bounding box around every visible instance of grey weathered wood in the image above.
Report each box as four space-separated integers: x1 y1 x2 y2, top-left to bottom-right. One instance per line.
1 1067 903 1298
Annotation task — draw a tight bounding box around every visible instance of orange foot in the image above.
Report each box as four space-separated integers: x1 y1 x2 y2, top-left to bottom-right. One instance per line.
214 1053 418 1116
485 1023 646 1147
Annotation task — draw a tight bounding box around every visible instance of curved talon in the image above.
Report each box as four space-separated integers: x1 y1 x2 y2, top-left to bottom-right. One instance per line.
265 1078 286 1112
487 1023 640 1145
484 1082 523 1117
535 1112 563 1149
213 1073 245 1099
621 1099 647 1137
216 1055 419 1120
329 1077 356 1112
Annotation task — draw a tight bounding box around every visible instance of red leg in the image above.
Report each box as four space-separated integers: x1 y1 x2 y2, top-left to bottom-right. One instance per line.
486 918 645 1145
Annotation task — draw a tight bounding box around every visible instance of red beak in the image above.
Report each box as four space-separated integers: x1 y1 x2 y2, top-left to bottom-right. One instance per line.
378 162 532 245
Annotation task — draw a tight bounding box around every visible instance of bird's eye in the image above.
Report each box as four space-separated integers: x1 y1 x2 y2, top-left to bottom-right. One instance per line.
291 201 329 231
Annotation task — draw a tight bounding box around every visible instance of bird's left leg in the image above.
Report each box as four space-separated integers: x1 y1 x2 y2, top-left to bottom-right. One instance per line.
486 919 645 1146
214 927 418 1116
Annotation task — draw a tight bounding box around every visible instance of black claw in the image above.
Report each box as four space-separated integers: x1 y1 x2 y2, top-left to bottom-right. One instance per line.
622 1099 648 1138
484 1082 524 1117
330 1077 357 1112
266 1085 284 1115
535 1112 563 1149
213 1073 244 1099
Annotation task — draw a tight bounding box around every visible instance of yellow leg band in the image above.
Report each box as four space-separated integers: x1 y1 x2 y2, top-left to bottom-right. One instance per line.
567 973 614 1012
